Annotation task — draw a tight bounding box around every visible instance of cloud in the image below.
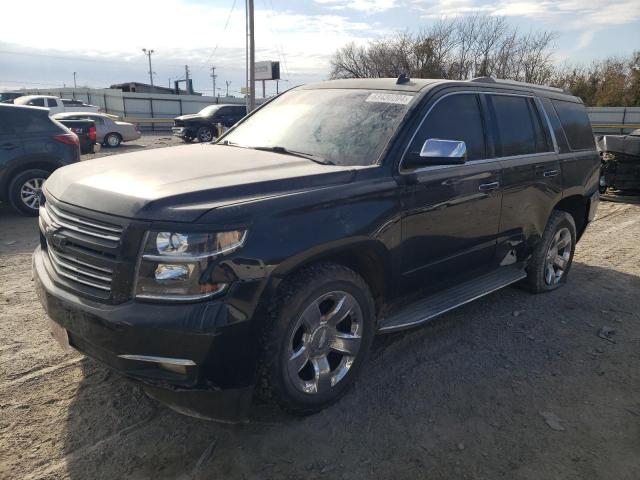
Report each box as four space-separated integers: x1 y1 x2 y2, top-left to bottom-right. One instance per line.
315 0 397 13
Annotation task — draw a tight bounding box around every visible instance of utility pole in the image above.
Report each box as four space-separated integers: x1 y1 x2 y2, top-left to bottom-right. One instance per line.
246 0 256 112
73 72 77 88
142 48 155 86
225 80 231 97
210 66 217 97
184 65 191 94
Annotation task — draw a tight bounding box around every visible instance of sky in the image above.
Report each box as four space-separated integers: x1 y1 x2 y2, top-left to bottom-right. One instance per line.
0 0 638 97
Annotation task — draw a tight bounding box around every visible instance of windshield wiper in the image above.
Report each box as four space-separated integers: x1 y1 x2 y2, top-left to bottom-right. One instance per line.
217 139 244 147
251 146 335 165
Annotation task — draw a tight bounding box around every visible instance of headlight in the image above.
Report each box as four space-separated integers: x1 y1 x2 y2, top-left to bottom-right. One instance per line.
134 229 247 301
602 152 616 161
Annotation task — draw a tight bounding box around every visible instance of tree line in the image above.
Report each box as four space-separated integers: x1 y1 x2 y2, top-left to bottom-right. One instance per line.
329 15 640 107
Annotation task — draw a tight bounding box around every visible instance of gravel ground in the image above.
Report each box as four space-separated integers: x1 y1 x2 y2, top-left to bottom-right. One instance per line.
85 133 184 160
1 195 640 479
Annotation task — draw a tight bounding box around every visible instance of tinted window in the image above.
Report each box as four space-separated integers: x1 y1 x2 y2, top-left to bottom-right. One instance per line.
551 100 594 151
27 98 45 107
539 97 569 153
410 93 486 161
89 116 104 125
47 98 58 107
8 109 55 133
490 95 550 157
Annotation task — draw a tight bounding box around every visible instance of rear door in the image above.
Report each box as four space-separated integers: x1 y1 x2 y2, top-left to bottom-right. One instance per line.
487 93 562 260
0 110 25 192
398 91 503 293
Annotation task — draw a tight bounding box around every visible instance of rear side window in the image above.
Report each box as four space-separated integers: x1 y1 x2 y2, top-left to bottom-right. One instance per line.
9 109 55 133
551 100 594 151
410 93 486 161
489 95 550 157
46 98 58 107
27 98 45 107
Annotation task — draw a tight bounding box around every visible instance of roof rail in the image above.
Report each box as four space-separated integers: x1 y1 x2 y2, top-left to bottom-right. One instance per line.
469 76 571 95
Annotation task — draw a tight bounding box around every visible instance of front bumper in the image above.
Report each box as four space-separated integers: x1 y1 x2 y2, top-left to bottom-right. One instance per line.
33 246 256 422
172 126 193 138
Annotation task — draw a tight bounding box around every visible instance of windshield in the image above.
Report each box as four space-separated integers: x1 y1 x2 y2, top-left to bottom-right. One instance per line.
222 89 415 166
198 105 220 116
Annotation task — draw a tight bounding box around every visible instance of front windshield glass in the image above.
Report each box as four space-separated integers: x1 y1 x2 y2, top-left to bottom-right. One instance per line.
222 88 415 166
199 105 220 116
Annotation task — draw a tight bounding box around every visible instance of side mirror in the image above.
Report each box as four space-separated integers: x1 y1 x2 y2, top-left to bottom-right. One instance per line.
404 139 467 168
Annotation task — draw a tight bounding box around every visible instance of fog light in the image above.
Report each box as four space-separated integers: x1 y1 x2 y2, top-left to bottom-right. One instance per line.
155 263 191 280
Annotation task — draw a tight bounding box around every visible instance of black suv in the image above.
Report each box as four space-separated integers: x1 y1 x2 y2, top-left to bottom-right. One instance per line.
172 104 246 142
33 77 599 422
0 104 81 215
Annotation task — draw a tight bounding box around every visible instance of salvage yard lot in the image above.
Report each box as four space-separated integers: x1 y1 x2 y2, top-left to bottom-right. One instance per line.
1 190 640 477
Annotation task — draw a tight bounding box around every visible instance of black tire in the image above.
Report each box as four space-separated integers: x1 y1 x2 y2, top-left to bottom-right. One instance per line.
196 126 213 143
104 133 122 148
523 210 576 293
8 168 50 216
257 263 375 415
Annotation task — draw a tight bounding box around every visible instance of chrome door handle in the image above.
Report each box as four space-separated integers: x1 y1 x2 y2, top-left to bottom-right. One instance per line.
543 169 558 178
479 182 500 191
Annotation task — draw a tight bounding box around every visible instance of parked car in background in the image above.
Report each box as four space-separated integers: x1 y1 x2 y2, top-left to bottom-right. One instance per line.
0 104 80 215
53 112 141 147
14 95 100 115
172 104 246 142
33 77 599 422
55 118 99 154
0 92 26 104
596 129 640 193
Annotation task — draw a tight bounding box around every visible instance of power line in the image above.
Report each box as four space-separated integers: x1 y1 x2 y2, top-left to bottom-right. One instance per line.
198 0 238 69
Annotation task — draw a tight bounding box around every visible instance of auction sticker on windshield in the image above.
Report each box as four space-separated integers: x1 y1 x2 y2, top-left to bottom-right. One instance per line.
365 93 414 105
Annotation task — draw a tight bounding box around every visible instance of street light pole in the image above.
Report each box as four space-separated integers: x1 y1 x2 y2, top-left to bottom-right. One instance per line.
142 48 155 86
225 80 231 97
246 0 256 112
210 66 217 98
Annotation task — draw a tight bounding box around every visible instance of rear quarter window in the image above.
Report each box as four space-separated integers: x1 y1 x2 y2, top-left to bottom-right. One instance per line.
10 109 55 134
551 100 594 151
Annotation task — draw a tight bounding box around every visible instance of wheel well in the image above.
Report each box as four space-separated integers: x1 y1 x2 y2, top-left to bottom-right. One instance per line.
1 161 58 198
554 195 588 239
278 245 389 314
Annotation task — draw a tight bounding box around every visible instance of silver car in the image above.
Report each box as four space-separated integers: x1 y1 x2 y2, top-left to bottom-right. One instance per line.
53 112 141 147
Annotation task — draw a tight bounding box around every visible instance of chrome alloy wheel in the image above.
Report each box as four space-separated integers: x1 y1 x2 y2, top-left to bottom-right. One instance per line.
20 177 45 211
545 227 572 285
287 291 363 395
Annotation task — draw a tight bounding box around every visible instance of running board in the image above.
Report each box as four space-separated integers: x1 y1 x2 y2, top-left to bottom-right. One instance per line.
378 266 527 333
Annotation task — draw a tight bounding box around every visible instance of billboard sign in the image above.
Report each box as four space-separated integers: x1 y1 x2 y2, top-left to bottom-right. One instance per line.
255 61 281 81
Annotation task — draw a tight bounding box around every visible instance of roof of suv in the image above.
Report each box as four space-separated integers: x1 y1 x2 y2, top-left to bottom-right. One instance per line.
300 76 579 101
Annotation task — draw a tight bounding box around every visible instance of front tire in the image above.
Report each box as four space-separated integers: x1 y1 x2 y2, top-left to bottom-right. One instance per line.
8 169 50 216
258 263 375 415
524 210 576 293
196 126 213 143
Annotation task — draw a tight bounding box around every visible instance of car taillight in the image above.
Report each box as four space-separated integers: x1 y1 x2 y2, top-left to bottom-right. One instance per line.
52 133 79 146
88 126 96 142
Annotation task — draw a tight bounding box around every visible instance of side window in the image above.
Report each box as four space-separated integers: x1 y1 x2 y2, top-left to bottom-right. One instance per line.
47 98 58 107
409 93 486 161
539 97 569 153
551 100 594 151
28 98 45 107
489 95 550 157
90 116 105 125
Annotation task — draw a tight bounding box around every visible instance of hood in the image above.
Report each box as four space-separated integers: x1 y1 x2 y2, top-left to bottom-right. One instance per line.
44 144 356 222
597 133 640 158
174 113 204 122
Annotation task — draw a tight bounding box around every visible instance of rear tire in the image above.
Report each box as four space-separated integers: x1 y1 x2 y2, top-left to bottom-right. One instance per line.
257 263 375 415
524 210 576 293
104 133 122 147
8 169 50 216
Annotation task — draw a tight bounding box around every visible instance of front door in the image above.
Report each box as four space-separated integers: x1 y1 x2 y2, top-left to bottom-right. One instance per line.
398 91 502 293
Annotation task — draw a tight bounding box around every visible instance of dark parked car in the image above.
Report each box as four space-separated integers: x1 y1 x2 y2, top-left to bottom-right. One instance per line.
0 104 80 215
172 104 246 142
0 92 26 104
34 77 599 422
596 129 640 193
56 118 99 154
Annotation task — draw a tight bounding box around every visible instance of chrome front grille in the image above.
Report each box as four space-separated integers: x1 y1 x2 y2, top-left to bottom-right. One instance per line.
39 197 125 297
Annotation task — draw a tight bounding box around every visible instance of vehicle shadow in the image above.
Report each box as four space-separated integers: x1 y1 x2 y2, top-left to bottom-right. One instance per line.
0 203 40 255
60 261 640 479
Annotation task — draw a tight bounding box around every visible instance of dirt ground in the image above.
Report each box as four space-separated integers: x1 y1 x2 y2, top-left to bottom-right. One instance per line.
1 189 640 479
